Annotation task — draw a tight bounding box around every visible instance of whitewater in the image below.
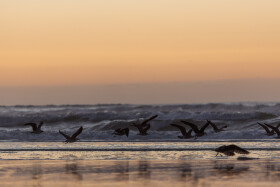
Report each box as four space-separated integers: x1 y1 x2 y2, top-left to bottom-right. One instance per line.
0 103 280 142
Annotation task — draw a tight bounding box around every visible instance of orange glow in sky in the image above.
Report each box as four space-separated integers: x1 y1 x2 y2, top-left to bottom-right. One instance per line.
1 0 280 86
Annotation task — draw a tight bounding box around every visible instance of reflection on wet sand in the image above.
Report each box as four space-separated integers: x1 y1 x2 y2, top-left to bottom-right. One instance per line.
179 164 192 180
65 162 83 181
137 161 151 180
214 162 250 177
113 160 130 182
0 160 280 186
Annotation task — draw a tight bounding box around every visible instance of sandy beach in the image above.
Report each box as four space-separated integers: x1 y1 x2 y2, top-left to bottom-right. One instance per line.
0 142 279 186
1 159 280 187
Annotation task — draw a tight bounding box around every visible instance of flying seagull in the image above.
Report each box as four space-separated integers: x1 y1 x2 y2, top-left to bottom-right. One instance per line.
141 115 158 126
24 121 44 134
257 122 279 136
180 120 210 137
208 120 227 133
112 128 129 137
132 123 151 135
214 144 250 156
264 124 280 139
59 126 83 143
170 124 193 139
132 115 158 135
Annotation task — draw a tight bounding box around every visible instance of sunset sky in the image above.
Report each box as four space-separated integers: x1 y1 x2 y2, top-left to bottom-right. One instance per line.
1 1 280 104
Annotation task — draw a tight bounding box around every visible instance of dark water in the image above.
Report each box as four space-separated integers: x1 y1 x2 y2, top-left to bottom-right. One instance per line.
1 103 280 141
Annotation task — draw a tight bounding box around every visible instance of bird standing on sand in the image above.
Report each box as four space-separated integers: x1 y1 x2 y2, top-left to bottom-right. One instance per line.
264 124 280 139
112 128 129 137
59 126 83 143
180 120 210 137
214 144 250 156
208 120 227 133
257 122 279 136
24 121 44 134
132 115 158 135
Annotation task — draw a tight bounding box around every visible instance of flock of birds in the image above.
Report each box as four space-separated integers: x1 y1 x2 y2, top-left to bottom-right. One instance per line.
24 122 83 143
23 114 280 157
113 115 280 140
112 115 228 139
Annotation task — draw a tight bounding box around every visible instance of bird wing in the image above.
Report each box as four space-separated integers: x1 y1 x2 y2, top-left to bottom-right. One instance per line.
258 123 271 134
38 122 43 130
24 123 37 131
141 115 158 126
124 128 129 137
265 124 280 136
187 129 193 136
208 120 219 131
170 124 187 136
59 131 71 139
142 124 150 134
180 121 199 133
200 121 210 132
132 123 143 133
228 144 249 154
71 127 83 139
224 151 235 156
266 123 280 133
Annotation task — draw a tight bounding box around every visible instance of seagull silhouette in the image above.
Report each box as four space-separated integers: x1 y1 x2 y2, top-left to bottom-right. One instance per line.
214 144 249 156
180 120 210 137
132 123 151 135
141 115 158 127
264 124 280 139
170 124 193 139
24 121 44 134
59 126 83 143
132 115 157 135
112 128 129 137
208 120 227 133
257 122 279 136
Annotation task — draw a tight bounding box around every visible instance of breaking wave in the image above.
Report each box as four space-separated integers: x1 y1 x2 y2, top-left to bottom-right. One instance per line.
0 103 280 141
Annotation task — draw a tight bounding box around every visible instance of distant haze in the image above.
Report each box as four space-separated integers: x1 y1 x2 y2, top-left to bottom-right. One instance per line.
1 1 280 105
1 78 280 105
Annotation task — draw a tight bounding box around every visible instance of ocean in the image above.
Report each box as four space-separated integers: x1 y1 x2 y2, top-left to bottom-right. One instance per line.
1 103 280 186
0 103 279 142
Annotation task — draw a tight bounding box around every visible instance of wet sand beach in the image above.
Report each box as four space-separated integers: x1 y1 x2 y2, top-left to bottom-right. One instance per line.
1 159 280 187
0 142 280 186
